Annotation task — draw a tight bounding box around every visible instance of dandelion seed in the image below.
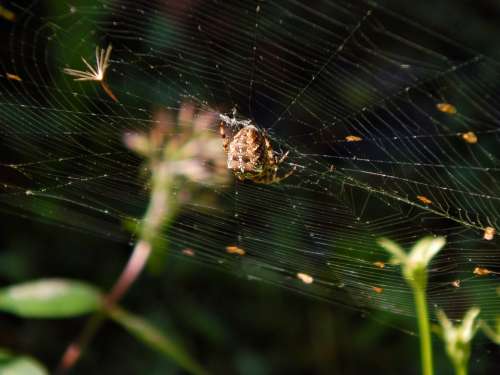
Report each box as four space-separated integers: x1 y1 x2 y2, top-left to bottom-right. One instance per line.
373 261 385 268
461 131 477 144
483 226 496 241
345 135 362 142
297 272 314 284
6 73 22 81
436 102 457 115
63 44 118 102
417 195 432 205
226 245 245 256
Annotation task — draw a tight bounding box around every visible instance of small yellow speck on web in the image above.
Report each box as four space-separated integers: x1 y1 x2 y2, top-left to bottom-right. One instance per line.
296 272 314 284
182 248 195 257
345 135 362 142
373 261 385 269
462 131 478 144
451 280 461 288
416 195 432 205
436 102 457 115
473 267 493 276
6 73 22 82
0 5 16 22
372 286 384 294
226 245 245 256
483 226 496 241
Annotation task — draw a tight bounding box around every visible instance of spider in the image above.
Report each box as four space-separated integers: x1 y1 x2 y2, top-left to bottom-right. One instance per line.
219 112 295 184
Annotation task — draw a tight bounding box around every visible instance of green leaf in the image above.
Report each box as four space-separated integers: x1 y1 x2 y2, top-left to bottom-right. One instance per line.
377 238 407 264
480 317 500 344
109 307 207 375
0 278 102 318
436 307 480 374
0 349 48 375
409 236 446 266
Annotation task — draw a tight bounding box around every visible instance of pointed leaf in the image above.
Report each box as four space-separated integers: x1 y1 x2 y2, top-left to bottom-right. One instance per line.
0 279 102 318
480 318 500 344
461 307 480 341
436 309 453 334
421 236 446 263
377 238 407 264
109 307 207 375
409 236 446 266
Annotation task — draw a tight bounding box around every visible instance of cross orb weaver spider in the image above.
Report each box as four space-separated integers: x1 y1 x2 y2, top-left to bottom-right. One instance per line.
219 111 296 184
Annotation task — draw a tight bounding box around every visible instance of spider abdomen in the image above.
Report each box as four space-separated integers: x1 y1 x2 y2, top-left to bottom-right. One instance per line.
227 125 266 177
219 115 295 184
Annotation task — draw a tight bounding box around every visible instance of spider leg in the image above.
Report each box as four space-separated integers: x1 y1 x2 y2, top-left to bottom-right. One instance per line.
219 121 230 154
263 131 276 166
271 164 297 184
276 150 290 165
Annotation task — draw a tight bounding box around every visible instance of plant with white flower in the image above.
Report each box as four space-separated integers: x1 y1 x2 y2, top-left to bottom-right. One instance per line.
436 307 480 375
378 236 447 375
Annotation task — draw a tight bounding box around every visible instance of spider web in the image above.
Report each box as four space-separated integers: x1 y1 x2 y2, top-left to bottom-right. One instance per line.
0 0 499 325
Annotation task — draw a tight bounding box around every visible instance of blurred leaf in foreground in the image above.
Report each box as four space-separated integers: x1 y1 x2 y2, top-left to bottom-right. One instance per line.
0 278 102 318
109 306 207 375
0 349 48 375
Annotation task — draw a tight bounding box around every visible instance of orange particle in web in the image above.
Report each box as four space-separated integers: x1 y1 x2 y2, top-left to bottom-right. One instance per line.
372 286 384 294
297 272 314 284
6 73 22 82
462 131 478 144
373 261 385 269
451 280 461 288
483 227 496 241
436 102 457 115
417 195 432 205
345 135 362 142
226 245 245 256
473 267 492 276
182 248 195 256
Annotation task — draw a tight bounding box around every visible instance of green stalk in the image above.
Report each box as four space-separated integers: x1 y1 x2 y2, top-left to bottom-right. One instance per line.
379 237 447 375
453 363 467 375
414 285 433 375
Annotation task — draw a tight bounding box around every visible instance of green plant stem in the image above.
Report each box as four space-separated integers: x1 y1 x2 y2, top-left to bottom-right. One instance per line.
56 164 172 374
453 363 467 375
55 240 152 374
414 285 433 375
